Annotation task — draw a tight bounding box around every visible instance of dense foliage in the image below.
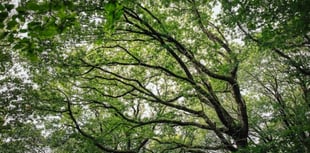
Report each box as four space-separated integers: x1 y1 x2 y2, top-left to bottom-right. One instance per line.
0 0 309 152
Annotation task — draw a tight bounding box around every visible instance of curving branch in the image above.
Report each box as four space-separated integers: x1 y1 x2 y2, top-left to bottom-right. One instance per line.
55 88 136 153
236 21 310 76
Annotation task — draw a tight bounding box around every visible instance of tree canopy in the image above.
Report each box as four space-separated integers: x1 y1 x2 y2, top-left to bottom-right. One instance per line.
0 0 309 152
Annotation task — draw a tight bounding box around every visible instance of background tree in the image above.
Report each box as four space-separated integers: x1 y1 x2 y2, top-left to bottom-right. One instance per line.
0 0 309 152
219 0 310 152
0 32 47 153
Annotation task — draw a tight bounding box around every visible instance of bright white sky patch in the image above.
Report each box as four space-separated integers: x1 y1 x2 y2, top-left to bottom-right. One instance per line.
212 3 221 18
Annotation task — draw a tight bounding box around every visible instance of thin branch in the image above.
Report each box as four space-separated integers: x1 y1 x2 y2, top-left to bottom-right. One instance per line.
56 88 136 153
191 0 232 54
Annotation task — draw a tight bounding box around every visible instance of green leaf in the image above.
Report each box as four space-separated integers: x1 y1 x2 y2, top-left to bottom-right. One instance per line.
4 4 14 11
0 22 5 29
104 1 123 35
7 20 19 30
0 4 5 11
0 12 8 23
28 22 41 30
42 24 58 38
25 1 40 11
0 31 8 39
27 51 38 62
